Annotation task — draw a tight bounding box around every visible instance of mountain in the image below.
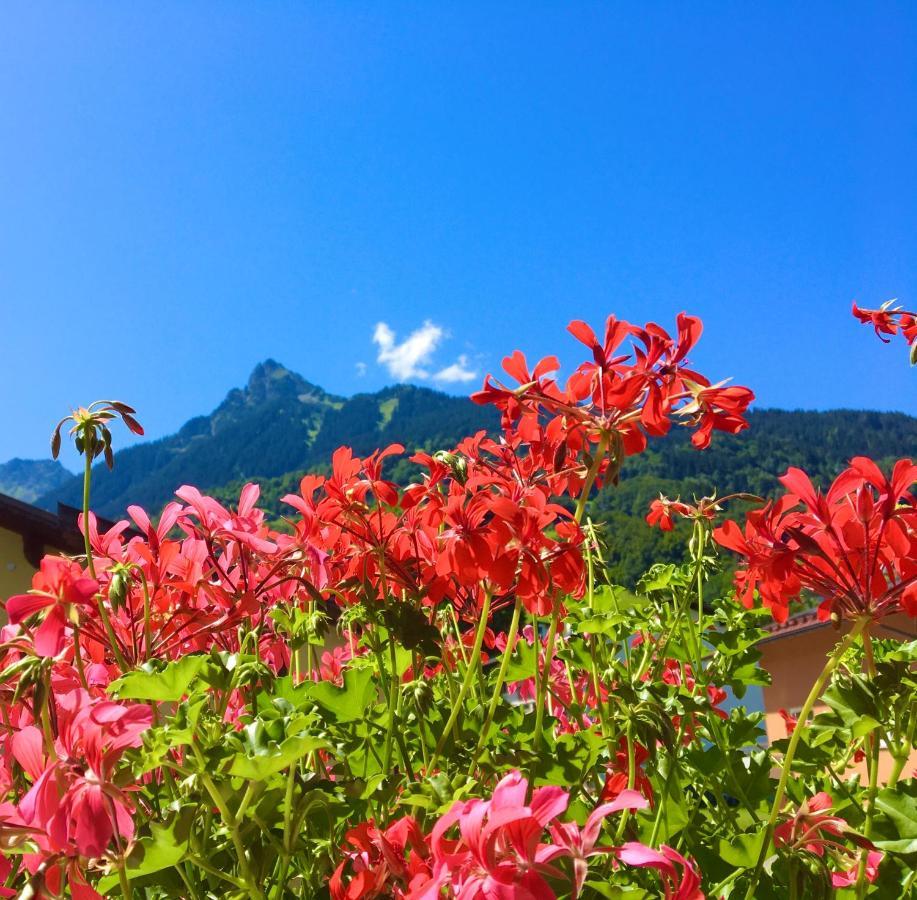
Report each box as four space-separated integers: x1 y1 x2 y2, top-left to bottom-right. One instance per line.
37 360 499 517
0 458 73 503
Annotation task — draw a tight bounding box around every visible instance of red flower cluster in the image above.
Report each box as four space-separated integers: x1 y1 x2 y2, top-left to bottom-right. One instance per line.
646 497 700 532
473 313 753 475
646 492 758 532
0 312 750 894
853 301 917 348
330 770 701 900
280 436 587 622
329 815 432 899
601 739 654 806
714 457 917 622
774 792 883 889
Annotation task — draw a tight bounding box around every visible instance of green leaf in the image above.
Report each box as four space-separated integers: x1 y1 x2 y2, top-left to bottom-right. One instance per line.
97 817 189 892
397 792 435 810
306 666 375 723
872 787 917 855
504 639 538 683
638 564 678 593
539 729 603 784
583 883 648 898
822 677 881 738
591 584 647 613
382 603 442 657
646 760 689 842
229 732 329 780
109 655 208 701
576 613 630 635
885 640 917 663
719 831 765 868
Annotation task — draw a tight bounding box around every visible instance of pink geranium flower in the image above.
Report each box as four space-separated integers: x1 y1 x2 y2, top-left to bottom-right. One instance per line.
5 557 99 657
549 790 648 897
12 691 151 859
614 842 704 899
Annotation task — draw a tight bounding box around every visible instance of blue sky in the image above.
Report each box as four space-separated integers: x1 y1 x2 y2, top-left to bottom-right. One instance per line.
1 3 915 468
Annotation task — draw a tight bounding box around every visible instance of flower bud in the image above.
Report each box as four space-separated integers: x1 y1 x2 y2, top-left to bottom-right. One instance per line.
408 679 433 713
433 450 468 485
108 571 128 611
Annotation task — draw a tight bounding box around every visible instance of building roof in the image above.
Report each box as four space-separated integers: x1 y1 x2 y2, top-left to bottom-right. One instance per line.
761 607 916 644
0 492 131 566
760 609 829 644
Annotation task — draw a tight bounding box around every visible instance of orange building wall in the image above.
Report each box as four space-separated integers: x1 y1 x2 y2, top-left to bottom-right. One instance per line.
760 615 917 783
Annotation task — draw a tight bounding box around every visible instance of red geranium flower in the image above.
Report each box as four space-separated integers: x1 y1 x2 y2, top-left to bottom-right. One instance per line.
714 457 917 622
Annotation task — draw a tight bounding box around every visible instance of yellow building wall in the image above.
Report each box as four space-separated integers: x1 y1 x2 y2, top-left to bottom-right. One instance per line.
0 526 39 600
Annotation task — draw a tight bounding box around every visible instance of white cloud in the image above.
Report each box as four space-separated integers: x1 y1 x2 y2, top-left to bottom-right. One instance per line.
355 361 367 377
373 320 444 380
433 354 478 384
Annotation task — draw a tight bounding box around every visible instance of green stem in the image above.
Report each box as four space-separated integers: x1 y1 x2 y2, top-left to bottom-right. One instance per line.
175 862 202 900
470 596 522 772
275 764 297 900
742 616 868 900
384 635 400 773
203 773 263 898
901 868 917 898
82 452 96 579
430 591 492 771
414 696 431 773
282 764 296 853
117 860 133 900
788 859 798 900
449 604 471 666
582 532 616 751
235 780 258 822
706 715 760 825
71 621 89 690
693 521 706 674
532 595 561 764
855 630 879 898
38 675 57 762
441 663 462 745
139 570 153 660
81 449 130 674
649 720 687 845
888 707 916 788
574 433 610 525
305 598 314 681
614 722 638 841
186 854 249 892
389 655 416 780
191 743 264 899
96 595 130 671
366 628 394 768
709 868 744 897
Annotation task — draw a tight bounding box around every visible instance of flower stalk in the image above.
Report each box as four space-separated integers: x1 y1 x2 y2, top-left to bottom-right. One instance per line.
743 616 869 899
